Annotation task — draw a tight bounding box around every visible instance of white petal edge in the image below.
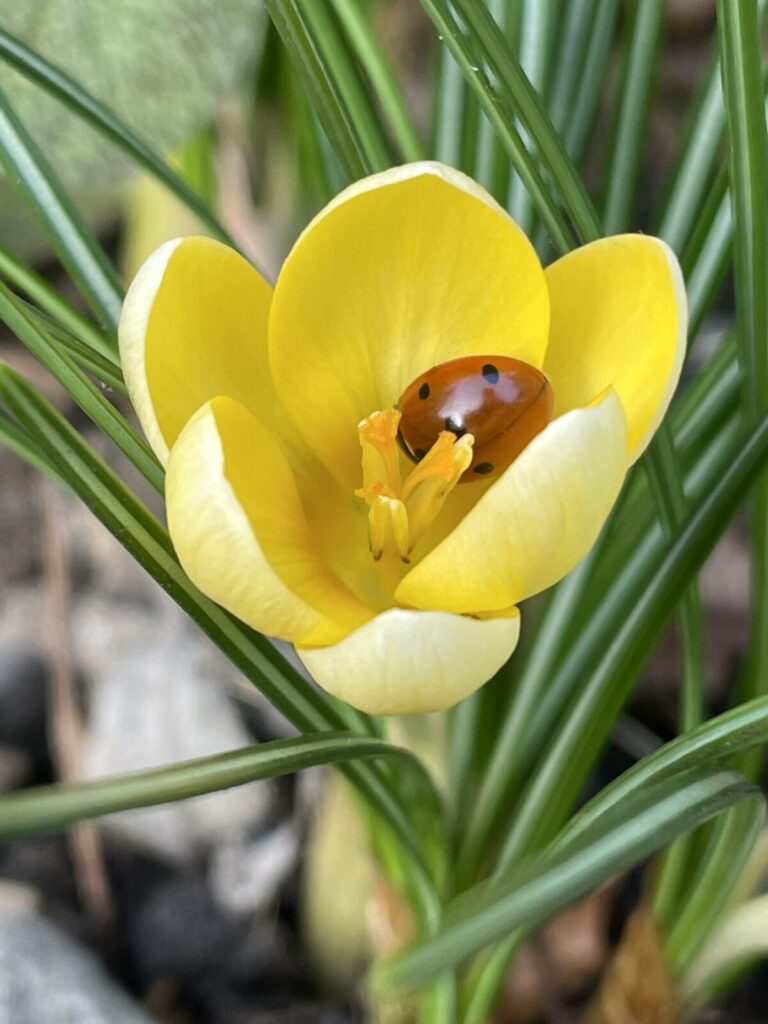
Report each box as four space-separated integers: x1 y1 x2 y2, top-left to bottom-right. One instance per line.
297 607 521 716
118 237 182 465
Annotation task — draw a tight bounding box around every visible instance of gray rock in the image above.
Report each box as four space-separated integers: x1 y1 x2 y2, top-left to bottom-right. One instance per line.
0 746 31 792
0 647 46 754
77 599 273 864
0 901 156 1024
210 821 299 918
0 453 41 586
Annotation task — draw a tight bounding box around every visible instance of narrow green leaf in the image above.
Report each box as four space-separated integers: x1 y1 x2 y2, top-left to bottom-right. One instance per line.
563 0 620 162
378 771 759 988
0 85 123 334
432 35 467 167
549 1 600 136
0 30 236 249
601 0 664 233
657 0 768 253
267 0 368 179
686 189 732 338
0 283 163 493
473 0 514 195
560 695 768 849
718 0 768 779
495 406 768 871
0 733 437 841
418 0 574 252
505 0 560 232
646 426 706 924
665 799 766 972
463 691 768 1022
0 241 113 364
20 301 127 397
296 0 392 170
657 53 723 252
449 0 602 245
267 0 378 180
675 333 738 456
645 430 705 733
460 363 744 883
328 0 424 162
0 405 62 481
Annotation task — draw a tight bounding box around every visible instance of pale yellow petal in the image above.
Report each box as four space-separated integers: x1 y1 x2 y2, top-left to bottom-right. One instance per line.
543 234 686 462
119 236 274 464
395 390 628 613
269 162 549 489
166 396 373 646
298 607 521 715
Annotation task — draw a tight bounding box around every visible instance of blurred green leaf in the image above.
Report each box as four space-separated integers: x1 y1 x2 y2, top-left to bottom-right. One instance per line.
419 0 574 252
379 769 759 988
601 0 663 233
717 0 768 727
329 0 424 162
0 85 123 333
0 282 162 490
0 732 438 841
268 0 379 180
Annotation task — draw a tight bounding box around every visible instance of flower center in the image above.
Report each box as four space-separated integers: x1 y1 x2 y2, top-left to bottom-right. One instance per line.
356 408 473 562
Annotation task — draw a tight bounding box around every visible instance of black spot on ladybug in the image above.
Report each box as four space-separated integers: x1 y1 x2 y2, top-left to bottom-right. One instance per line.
482 363 500 384
414 448 427 461
474 461 494 475
418 382 430 399
444 415 466 438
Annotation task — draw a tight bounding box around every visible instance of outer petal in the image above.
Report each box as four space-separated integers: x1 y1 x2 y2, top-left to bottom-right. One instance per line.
543 235 686 463
269 162 549 489
166 396 374 646
298 607 521 715
119 236 274 464
395 390 628 613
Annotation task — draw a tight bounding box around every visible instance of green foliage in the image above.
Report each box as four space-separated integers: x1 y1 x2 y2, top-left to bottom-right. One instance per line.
0 4 766 1022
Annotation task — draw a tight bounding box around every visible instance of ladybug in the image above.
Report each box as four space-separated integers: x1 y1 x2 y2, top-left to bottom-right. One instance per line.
397 355 554 482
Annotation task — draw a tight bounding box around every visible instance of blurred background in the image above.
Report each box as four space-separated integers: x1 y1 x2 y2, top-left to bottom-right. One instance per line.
0 1 764 1022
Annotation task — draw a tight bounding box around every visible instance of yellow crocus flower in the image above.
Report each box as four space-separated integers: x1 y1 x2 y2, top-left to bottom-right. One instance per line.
118 163 686 715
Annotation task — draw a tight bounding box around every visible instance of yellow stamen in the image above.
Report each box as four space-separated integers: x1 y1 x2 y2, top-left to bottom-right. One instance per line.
366 493 410 562
405 433 474 545
358 408 402 492
356 409 474 561
401 431 464 503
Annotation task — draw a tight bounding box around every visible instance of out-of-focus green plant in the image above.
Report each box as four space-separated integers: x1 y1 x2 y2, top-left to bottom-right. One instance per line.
0 3 767 1022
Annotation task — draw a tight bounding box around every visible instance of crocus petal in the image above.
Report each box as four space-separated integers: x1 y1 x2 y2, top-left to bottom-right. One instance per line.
395 390 628 614
119 236 274 464
269 161 549 489
298 607 521 715
543 235 686 462
166 396 374 646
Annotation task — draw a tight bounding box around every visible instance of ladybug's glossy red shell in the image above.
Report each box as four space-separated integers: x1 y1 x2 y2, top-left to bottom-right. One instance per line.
397 355 553 482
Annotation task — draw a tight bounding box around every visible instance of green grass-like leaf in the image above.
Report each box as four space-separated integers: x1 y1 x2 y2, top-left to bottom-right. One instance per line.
0 732 439 841
0 85 122 335
378 769 759 987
